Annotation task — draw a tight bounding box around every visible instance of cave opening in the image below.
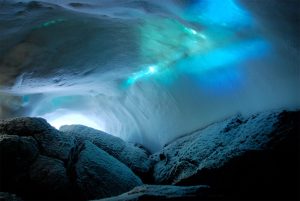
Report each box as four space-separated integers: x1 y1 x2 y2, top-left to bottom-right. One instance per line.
0 0 299 200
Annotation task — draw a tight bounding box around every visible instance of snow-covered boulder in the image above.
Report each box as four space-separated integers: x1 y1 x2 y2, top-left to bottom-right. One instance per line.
0 192 23 201
95 185 212 201
28 155 72 199
0 134 73 200
60 125 151 178
152 110 300 199
0 134 39 191
0 118 143 200
0 117 75 161
69 140 142 200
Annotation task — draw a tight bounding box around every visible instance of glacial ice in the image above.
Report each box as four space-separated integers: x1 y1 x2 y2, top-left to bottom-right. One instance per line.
0 0 299 152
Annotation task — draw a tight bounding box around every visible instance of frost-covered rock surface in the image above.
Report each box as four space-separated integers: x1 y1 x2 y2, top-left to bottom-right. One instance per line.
0 134 39 189
0 110 299 200
61 125 151 178
29 155 72 198
94 185 212 201
0 192 23 201
69 140 142 200
0 117 74 161
0 117 143 200
152 110 300 199
0 133 73 200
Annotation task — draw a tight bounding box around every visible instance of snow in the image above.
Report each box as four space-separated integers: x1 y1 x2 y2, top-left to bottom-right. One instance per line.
152 110 298 184
60 125 151 176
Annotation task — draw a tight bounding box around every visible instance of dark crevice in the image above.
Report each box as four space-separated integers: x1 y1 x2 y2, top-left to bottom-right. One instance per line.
66 141 86 200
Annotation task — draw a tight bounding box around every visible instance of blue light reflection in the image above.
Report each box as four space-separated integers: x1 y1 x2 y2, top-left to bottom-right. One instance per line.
185 0 253 27
176 39 270 74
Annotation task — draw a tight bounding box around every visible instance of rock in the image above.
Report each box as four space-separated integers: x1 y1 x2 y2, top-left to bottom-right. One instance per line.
0 117 75 161
28 155 72 200
0 118 144 200
60 125 151 179
152 110 300 199
0 192 23 201
0 133 73 200
94 185 213 201
69 140 142 200
0 134 39 192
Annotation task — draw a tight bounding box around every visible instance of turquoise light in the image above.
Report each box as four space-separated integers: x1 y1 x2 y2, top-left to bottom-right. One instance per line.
148 65 157 74
186 0 252 27
123 0 269 89
185 27 197 35
34 19 65 30
125 64 159 86
176 39 270 74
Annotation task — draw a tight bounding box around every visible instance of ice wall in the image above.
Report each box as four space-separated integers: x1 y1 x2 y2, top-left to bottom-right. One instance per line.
0 0 299 152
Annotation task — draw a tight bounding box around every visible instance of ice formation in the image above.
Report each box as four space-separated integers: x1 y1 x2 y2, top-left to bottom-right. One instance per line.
0 0 299 152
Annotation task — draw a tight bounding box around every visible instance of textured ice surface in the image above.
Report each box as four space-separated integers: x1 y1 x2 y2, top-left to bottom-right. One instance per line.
0 0 299 152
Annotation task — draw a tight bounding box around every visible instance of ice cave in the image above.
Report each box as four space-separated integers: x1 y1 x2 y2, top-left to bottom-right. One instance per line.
0 0 299 200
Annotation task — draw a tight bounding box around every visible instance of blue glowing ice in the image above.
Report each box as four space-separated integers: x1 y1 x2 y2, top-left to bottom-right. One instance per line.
124 0 267 88
186 0 253 27
176 39 270 74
